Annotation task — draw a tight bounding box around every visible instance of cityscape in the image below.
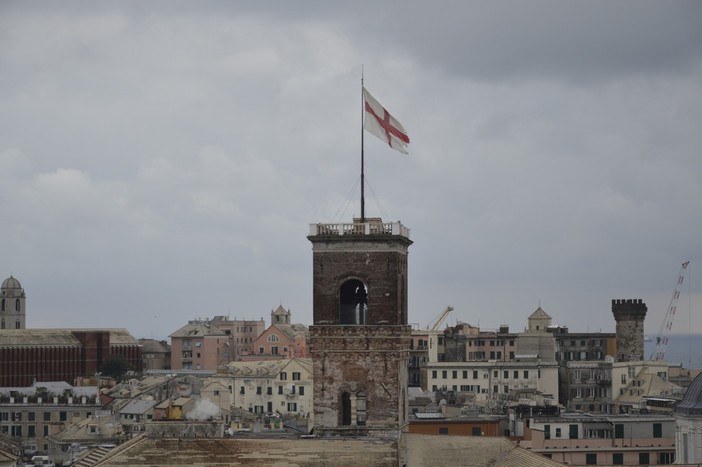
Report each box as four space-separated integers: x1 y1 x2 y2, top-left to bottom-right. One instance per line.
1 229 701 465
2 2 702 466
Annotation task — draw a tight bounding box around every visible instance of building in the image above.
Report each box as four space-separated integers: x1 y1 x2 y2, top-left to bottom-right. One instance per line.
222 358 313 418
139 339 171 371
562 360 614 413
207 316 265 360
674 371 702 464
0 276 25 330
0 329 142 387
520 412 676 465
0 381 101 454
612 298 647 362
245 305 309 360
169 320 230 371
444 323 519 363
611 360 683 414
308 218 412 436
423 359 560 404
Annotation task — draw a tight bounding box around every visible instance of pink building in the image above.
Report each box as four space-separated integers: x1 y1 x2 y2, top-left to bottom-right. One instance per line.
169 321 229 370
244 306 309 360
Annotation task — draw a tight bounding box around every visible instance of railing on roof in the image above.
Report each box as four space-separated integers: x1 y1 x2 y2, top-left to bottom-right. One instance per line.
309 221 410 239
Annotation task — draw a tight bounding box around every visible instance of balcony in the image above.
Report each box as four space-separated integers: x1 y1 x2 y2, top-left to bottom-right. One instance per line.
309 221 410 239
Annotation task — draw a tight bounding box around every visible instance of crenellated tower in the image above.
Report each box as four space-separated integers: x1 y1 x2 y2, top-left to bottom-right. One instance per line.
612 298 647 362
308 217 412 436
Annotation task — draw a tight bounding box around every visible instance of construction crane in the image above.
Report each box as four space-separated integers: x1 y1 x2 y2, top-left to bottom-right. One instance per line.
650 261 689 361
426 306 454 331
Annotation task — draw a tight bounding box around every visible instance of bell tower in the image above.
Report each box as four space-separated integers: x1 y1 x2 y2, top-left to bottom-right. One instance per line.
308 217 412 436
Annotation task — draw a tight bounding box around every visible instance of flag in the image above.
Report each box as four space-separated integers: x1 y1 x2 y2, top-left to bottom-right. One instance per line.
363 87 410 154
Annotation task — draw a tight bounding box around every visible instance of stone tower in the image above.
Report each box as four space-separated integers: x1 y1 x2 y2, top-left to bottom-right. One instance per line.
1 276 26 330
308 217 412 436
612 298 647 362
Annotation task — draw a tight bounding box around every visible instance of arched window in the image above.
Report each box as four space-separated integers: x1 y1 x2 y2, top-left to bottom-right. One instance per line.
15 320 20 329
339 279 368 325
341 392 352 426
15 299 20 312
267 334 280 342
356 391 367 426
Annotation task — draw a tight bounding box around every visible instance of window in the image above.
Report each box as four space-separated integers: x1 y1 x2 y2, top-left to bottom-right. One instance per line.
653 422 662 438
614 424 624 439
59 411 67 422
432 370 437 379
639 453 650 465
256 387 262 395
271 346 278 355
452 370 457 379
555 428 561 438
339 279 368 324
356 391 366 426
612 453 623 465
292 372 301 381
438 427 449 435
280 372 287 381
278 386 283 395
523 370 529 378
513 370 518 379
267 334 280 342
299 386 305 396
240 386 245 394
472 427 481 436
586 453 597 465
462 370 468 378
259 347 264 354
287 402 297 412
503 370 509 379
28 425 35 437
267 387 273 395
473 370 478 379
544 424 551 439
569 424 578 439
659 452 674 464
442 371 447 379
28 412 35 422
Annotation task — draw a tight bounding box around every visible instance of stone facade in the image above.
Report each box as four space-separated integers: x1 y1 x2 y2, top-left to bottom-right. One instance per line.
611 299 647 362
307 219 412 436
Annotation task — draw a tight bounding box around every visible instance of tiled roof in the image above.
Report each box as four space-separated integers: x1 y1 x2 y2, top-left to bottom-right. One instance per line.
169 323 227 338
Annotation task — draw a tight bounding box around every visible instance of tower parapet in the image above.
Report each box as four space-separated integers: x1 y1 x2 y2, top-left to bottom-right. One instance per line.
612 299 647 362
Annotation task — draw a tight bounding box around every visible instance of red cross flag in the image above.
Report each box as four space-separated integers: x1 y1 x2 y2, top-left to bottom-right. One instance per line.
363 87 410 154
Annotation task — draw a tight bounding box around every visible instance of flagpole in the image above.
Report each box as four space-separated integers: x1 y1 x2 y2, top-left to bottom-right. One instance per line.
360 68 365 223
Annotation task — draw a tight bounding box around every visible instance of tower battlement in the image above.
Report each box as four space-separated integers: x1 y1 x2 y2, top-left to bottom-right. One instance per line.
611 298 647 362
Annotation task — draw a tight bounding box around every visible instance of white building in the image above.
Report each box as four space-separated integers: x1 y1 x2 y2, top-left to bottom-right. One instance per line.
675 372 702 465
222 358 312 419
424 358 559 403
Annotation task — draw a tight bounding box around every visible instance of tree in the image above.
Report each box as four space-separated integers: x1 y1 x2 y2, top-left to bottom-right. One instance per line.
99 354 131 380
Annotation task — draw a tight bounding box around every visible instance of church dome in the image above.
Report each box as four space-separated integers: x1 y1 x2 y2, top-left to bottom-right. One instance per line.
675 372 702 416
1 276 22 292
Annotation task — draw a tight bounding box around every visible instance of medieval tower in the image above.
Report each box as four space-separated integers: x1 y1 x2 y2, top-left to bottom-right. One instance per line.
308 217 412 436
1 276 26 330
612 298 647 362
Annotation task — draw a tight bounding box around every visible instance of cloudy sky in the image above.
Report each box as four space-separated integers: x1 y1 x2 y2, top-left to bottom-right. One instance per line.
2 1 701 341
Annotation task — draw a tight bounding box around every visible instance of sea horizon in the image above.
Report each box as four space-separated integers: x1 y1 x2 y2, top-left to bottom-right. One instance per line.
644 333 702 370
